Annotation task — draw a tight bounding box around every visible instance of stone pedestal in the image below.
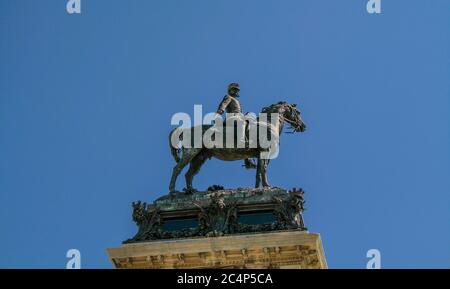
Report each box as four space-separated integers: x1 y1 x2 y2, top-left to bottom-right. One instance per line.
107 187 327 269
107 230 327 269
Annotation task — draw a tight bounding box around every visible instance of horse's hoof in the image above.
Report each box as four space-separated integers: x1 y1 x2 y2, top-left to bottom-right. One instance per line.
183 187 198 194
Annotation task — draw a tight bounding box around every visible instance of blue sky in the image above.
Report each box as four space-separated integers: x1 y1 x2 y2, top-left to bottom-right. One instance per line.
0 0 449 268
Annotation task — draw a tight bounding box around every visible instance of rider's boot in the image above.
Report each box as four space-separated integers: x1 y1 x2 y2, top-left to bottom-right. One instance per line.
243 158 257 169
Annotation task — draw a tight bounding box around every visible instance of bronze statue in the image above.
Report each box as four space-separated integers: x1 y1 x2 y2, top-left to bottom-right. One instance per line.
168 90 306 193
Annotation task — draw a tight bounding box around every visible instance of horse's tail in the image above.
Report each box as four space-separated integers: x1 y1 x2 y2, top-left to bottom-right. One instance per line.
169 128 181 163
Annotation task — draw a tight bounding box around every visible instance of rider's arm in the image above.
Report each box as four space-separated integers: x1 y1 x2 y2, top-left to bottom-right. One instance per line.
217 95 232 114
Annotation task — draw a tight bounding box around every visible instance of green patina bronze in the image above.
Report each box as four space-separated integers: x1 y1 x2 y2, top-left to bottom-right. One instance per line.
168 101 307 193
124 86 309 244
124 187 306 243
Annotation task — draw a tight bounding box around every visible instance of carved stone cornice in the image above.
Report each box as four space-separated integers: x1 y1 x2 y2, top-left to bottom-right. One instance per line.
108 230 327 269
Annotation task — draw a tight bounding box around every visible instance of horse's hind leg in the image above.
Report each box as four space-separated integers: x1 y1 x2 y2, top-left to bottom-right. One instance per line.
185 151 208 192
169 148 201 193
169 160 189 193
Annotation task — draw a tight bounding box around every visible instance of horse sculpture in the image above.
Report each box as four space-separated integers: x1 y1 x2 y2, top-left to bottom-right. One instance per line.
168 101 306 193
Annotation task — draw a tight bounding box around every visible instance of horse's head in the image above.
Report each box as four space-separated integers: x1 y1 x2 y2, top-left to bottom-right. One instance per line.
263 101 306 133
261 101 307 133
282 102 306 132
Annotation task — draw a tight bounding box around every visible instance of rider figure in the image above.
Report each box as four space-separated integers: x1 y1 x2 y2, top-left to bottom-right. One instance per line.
216 83 256 169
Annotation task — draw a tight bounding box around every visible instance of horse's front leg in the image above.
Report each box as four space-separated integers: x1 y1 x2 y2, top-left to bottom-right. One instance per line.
255 158 262 188
261 159 271 188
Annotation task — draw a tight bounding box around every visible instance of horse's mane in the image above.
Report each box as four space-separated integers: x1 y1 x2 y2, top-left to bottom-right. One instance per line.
261 101 287 113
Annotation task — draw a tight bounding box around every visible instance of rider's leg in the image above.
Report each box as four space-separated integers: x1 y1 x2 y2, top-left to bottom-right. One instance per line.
237 116 246 148
228 113 245 147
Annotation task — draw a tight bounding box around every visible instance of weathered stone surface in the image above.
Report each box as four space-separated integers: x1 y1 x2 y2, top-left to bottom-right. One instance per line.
108 230 327 269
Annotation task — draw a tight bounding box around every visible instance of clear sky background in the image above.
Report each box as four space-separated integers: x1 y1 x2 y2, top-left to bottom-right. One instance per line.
0 0 449 268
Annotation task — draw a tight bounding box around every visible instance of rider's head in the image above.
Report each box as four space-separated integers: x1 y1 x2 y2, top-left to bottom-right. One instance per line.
227 83 240 97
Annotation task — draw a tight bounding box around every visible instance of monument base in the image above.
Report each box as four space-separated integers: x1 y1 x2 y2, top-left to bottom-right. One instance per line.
107 230 327 269
108 187 327 269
